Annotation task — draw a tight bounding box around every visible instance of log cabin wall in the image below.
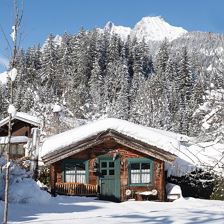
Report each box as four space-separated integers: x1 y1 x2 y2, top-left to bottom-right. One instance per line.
0 120 34 137
0 120 36 158
50 163 56 194
52 139 165 201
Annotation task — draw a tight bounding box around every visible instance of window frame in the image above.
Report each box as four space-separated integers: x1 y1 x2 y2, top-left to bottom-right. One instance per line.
62 159 89 184
128 158 154 187
100 160 115 176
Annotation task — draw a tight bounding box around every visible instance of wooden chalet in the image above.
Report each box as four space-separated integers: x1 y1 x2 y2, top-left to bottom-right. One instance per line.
41 118 176 202
0 112 40 158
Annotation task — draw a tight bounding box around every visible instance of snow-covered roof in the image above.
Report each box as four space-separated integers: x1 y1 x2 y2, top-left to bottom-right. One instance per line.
41 118 179 159
41 118 224 177
0 112 40 127
0 136 29 144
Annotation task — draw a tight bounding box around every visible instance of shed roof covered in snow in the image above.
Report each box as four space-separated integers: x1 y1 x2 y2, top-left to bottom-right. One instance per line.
41 118 177 164
41 118 224 177
0 112 40 128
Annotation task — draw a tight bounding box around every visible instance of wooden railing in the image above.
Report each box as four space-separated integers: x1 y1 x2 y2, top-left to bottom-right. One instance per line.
55 182 98 196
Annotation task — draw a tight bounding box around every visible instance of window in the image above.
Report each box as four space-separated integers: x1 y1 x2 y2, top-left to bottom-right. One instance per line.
63 160 87 183
10 144 25 156
100 160 115 176
128 158 153 186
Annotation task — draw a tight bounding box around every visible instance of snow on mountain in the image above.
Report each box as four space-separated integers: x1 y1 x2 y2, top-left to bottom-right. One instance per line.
42 17 187 50
102 16 187 42
132 16 187 42
104 21 132 41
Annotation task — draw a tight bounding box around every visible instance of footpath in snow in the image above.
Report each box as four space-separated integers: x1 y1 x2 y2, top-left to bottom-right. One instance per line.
1 196 224 224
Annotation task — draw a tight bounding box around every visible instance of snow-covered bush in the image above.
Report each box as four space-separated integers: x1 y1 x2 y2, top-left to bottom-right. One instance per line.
210 177 224 200
38 166 50 187
167 169 215 199
0 156 50 203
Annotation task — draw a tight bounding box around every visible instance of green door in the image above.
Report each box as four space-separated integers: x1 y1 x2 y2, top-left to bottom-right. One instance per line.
99 158 120 201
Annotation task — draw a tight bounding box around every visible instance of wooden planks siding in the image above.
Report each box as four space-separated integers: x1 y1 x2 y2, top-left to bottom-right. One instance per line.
52 139 166 201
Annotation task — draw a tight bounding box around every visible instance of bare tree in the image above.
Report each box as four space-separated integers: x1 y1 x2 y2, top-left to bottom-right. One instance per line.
3 1 23 223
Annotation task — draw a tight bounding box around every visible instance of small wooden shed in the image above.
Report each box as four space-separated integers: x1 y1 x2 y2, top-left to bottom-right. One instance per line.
0 112 40 158
41 118 176 202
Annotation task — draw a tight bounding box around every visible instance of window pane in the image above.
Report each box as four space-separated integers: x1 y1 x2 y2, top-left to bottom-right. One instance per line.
65 162 86 183
65 164 76 173
130 161 151 184
66 174 76 182
76 170 85 175
76 173 86 183
131 173 141 183
142 173 150 183
109 170 114 175
131 163 140 170
101 162 107 168
76 163 85 170
109 162 114 168
17 145 25 155
131 163 140 175
101 169 107 175
141 163 150 173
10 145 17 155
131 163 141 183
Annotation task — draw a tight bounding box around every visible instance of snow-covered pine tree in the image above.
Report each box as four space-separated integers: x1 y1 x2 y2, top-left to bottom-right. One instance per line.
164 58 180 131
89 59 104 118
151 40 169 128
130 77 153 126
112 59 130 120
40 34 59 104
104 35 123 115
129 40 146 108
176 46 194 135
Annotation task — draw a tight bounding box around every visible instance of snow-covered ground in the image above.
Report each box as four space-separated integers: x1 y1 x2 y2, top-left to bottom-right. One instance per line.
0 196 224 224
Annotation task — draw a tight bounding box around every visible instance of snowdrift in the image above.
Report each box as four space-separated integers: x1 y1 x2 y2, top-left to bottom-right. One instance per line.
0 156 50 204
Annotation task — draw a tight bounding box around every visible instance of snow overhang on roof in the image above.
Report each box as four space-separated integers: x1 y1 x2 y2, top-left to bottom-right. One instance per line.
41 118 177 164
0 136 29 144
0 112 40 127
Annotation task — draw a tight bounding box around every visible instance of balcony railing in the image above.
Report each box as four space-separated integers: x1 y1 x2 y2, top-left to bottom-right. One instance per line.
55 182 98 196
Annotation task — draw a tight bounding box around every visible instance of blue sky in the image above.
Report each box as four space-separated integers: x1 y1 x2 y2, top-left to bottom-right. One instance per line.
0 0 224 72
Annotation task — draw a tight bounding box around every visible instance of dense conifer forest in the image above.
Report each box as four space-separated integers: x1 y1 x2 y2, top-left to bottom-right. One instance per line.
0 28 223 141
